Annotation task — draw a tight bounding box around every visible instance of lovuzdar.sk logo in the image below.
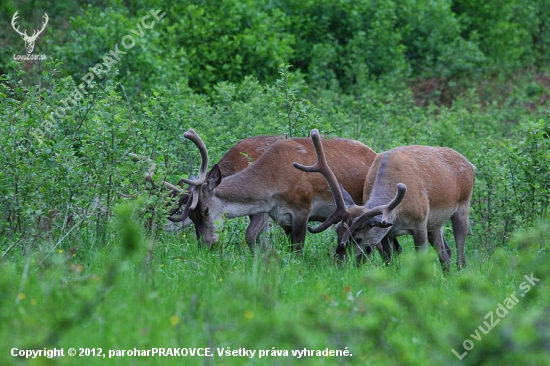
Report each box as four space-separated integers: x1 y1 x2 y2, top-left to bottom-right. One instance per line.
11 11 48 61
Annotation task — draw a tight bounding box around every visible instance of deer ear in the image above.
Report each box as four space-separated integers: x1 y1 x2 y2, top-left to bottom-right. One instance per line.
340 185 355 207
206 164 222 190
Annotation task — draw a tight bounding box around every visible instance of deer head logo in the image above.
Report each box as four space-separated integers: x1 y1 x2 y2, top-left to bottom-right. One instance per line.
11 11 49 54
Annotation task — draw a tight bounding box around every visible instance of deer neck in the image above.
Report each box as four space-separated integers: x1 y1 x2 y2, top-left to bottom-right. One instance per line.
214 171 275 218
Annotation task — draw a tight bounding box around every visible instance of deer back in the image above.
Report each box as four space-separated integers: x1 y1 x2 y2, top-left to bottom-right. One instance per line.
353 145 474 244
364 146 473 212
215 137 377 210
216 136 283 177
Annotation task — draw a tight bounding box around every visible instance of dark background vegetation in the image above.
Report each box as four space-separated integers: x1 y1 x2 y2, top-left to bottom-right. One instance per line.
0 0 549 365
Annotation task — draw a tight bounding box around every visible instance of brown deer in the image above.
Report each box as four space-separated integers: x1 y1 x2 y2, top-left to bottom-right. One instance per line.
294 129 474 270
127 136 282 241
167 135 282 246
168 129 401 258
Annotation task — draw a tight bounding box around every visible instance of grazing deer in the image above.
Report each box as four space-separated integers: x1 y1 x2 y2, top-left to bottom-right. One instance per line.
11 11 48 54
169 130 401 262
166 135 282 246
127 136 281 238
168 129 401 258
294 129 474 270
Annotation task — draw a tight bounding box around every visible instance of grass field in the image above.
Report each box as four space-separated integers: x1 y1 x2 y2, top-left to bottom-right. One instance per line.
2 0 550 364
2 209 549 366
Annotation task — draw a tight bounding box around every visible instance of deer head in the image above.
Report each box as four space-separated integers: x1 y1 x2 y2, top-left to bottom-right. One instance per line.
12 11 49 54
167 134 283 248
293 129 407 261
166 129 223 245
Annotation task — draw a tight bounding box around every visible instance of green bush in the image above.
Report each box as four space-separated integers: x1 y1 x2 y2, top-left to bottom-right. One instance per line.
396 0 486 78
278 0 408 91
0 63 323 241
166 0 294 93
4 0 549 95
451 0 549 69
471 118 550 249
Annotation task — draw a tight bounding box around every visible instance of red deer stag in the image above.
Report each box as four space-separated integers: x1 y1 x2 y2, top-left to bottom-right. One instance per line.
168 129 398 255
167 135 282 246
294 129 474 270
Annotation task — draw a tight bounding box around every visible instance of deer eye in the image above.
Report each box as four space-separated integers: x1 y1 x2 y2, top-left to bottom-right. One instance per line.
203 208 209 217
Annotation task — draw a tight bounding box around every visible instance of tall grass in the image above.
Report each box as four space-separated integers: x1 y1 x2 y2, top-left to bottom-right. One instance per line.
1 211 548 365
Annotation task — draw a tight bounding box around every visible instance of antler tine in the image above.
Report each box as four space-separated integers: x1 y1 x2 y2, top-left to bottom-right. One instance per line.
380 183 407 225
30 14 48 39
293 129 348 233
166 179 197 217
128 153 156 181
180 129 209 186
338 183 407 248
42 14 49 27
163 181 182 193
34 14 48 38
11 11 27 37
119 191 143 199
128 153 140 162
167 192 195 222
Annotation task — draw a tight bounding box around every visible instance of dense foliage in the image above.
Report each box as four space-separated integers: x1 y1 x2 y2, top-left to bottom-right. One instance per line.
0 0 549 365
2 0 550 93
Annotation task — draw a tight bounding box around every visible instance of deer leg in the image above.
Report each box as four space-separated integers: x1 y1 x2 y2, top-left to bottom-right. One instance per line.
428 228 451 271
290 214 308 253
245 213 271 252
258 218 272 250
412 227 428 251
282 225 292 238
443 236 452 258
451 203 470 269
391 237 402 255
378 236 394 264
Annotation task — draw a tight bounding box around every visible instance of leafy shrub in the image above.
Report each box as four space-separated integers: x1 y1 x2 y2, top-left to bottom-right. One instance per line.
451 0 547 69
165 0 294 93
396 0 486 78
278 0 408 91
3 0 550 96
0 62 322 244
472 118 550 248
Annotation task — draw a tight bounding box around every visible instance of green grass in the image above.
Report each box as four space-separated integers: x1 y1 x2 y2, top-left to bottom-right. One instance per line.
1 214 548 366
